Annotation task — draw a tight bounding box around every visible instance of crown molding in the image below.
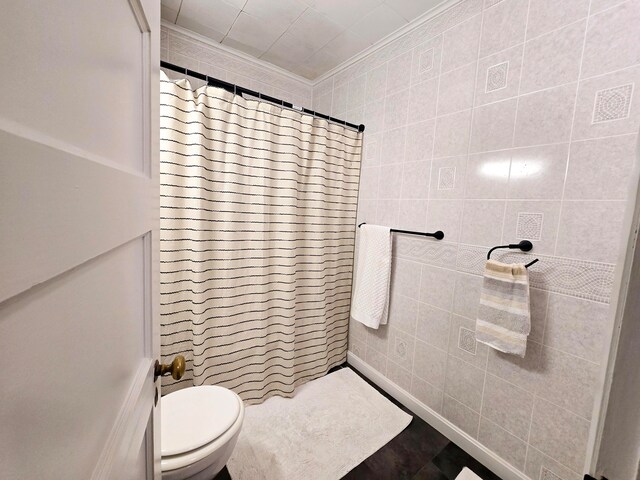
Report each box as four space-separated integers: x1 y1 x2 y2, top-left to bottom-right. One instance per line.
161 21 314 87
312 0 462 86
162 0 462 88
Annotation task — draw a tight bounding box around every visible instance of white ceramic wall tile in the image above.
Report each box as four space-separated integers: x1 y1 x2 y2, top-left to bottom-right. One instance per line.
581 1 640 79
430 156 468 199
564 134 637 200
411 36 443 85
392 257 422 300
419 264 457 310
363 99 386 134
514 83 577 147
443 394 481 438
332 83 348 117
413 339 448 388
386 50 414 96
347 74 367 112
529 288 550 343
477 417 528 469
520 20 586 94
529 397 591 472
479 0 529 58
555 200 625 263
482 373 534 440
366 63 388 100
526 0 590 39
544 293 610 362
367 323 390 355
445 354 486 411
408 78 439 123
536 346 600 419
388 327 416 371
476 44 524 106
433 109 473 157
441 14 483 73
388 293 419 336
381 128 407 165
460 200 507 246
487 340 543 392
387 360 413 392
411 376 445 413
384 90 410 130
469 98 518 153
416 302 452 350
398 199 429 231
426 199 464 243
448 314 489 368
404 119 436 162
572 65 640 141
401 160 431 198
437 62 478 116
525 446 583 480
502 200 561 255
507 143 569 200
465 150 511 198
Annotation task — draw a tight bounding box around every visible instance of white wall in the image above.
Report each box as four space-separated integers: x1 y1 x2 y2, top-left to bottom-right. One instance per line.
313 0 640 479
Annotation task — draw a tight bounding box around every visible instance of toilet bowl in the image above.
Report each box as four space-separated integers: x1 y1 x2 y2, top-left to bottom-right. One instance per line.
161 386 244 480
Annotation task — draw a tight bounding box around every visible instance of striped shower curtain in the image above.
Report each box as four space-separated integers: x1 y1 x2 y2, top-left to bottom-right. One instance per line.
159 73 363 404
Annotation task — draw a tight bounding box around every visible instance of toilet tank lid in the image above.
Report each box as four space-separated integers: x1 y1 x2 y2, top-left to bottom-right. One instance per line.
161 386 241 457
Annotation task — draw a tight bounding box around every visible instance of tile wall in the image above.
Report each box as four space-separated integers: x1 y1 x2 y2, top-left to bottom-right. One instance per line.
312 0 640 478
161 25 313 108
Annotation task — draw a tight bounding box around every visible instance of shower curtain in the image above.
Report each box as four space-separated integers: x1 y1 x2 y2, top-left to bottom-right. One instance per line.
159 72 363 404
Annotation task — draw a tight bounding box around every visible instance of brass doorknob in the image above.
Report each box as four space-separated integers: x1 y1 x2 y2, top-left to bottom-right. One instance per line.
154 355 186 381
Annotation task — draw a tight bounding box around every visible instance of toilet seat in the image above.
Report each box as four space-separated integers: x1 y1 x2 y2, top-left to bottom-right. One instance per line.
161 386 243 472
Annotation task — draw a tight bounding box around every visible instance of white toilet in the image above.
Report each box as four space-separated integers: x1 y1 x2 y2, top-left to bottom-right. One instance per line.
161 386 244 480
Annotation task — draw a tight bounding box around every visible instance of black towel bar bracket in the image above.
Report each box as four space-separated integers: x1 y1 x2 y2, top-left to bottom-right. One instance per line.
487 240 539 268
357 223 444 240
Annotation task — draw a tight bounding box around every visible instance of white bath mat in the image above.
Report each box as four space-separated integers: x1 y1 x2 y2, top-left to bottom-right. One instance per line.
226 367 412 480
456 467 484 480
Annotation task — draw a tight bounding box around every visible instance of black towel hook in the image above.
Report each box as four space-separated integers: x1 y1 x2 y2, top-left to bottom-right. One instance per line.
487 240 539 268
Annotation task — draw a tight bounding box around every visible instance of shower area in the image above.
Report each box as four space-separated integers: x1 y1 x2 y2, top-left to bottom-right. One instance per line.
158 72 363 403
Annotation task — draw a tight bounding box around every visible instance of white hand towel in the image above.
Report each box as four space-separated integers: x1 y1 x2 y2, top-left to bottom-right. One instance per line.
475 260 531 357
350 224 392 329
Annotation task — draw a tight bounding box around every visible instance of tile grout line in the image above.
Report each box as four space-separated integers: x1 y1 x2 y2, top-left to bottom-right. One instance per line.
552 0 594 256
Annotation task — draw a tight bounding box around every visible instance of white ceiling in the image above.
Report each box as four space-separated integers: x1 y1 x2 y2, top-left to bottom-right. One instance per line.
161 0 449 80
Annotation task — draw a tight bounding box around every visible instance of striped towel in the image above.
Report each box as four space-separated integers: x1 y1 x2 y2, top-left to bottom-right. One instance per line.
475 260 531 357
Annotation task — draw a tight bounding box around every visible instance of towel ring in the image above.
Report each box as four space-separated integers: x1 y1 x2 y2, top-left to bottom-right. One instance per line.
487 240 539 268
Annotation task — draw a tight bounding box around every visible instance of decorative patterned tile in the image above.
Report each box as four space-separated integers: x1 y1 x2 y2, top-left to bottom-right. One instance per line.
540 467 564 480
438 166 457 190
485 61 509 93
419 48 435 74
456 244 614 303
394 236 459 268
395 337 409 359
592 83 634 124
516 212 544 241
458 327 478 355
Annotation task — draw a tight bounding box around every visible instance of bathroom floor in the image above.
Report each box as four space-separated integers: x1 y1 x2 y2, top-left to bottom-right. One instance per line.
215 365 502 480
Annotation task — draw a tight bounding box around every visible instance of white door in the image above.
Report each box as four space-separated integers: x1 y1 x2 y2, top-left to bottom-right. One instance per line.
0 1 161 479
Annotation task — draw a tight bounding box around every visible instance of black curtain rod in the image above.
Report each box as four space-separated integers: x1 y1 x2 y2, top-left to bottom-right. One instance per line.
161 61 365 133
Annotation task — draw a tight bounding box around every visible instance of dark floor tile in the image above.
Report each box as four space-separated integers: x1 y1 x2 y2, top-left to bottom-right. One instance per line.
412 462 450 480
328 362 347 374
432 443 502 480
213 466 232 480
342 460 379 479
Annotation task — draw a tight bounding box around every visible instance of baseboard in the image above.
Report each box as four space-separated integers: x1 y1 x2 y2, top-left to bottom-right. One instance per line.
347 352 530 480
